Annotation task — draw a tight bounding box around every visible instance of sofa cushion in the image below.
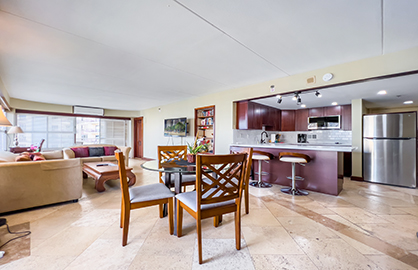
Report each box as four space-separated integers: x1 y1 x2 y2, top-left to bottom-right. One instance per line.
104 146 118 156
101 156 117 162
0 151 18 162
41 150 63 160
71 147 89 158
15 155 32 162
80 157 102 163
89 147 105 157
32 152 46 161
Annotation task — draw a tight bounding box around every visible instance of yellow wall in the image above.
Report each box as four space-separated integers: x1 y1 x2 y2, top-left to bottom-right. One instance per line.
140 46 418 160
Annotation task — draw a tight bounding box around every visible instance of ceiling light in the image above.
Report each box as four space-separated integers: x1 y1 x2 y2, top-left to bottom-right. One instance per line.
315 91 322 98
297 96 302 105
301 104 306 108
270 85 275 92
292 93 298 101
331 102 338 106
276 95 282 98
277 97 282 104
403 100 413 104
377 90 387 95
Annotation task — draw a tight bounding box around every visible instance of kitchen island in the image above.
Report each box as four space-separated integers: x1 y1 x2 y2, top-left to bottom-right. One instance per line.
230 143 356 195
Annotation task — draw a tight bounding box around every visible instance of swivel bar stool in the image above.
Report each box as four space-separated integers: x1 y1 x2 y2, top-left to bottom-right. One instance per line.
279 152 311 195
249 151 274 188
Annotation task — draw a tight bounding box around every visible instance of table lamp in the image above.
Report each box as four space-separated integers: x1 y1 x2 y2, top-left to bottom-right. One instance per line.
0 106 12 126
8 126 24 146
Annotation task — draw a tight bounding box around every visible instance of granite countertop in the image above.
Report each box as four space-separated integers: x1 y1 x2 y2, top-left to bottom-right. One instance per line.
230 143 356 152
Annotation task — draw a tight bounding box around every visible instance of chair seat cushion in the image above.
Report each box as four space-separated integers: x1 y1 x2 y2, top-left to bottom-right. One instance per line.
167 173 196 185
279 157 308 163
176 189 235 212
130 183 174 203
252 154 270 161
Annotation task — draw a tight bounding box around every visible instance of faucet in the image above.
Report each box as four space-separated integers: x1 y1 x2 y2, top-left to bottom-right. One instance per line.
260 131 268 144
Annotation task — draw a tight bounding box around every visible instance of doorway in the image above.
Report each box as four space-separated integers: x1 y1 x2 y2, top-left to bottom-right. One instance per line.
133 117 143 158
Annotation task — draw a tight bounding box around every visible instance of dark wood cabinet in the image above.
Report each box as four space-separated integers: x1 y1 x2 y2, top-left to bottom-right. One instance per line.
308 107 324 117
324 106 341 116
281 110 295 131
341 104 352 130
295 109 309 131
236 101 280 130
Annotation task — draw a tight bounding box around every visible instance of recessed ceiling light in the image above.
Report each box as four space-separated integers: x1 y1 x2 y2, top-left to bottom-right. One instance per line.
377 90 387 95
331 102 338 106
404 100 413 104
301 104 306 108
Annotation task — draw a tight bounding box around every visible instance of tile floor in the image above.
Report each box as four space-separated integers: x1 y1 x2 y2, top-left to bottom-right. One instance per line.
1 158 418 269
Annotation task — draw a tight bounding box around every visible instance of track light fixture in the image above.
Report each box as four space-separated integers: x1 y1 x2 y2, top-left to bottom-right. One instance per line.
315 91 322 98
277 97 282 104
297 96 302 105
292 93 298 101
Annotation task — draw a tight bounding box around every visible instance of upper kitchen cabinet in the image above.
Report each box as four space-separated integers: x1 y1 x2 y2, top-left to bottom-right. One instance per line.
308 107 324 117
295 109 309 131
341 104 352 130
236 101 281 130
281 110 295 131
324 105 341 116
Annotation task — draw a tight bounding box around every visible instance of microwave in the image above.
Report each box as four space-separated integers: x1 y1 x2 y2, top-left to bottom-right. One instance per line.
308 115 340 130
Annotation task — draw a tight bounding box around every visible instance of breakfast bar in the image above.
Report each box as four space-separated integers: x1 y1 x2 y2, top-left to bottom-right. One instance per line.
230 143 355 195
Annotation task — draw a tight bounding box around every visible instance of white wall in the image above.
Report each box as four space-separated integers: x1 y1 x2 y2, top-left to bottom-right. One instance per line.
140 46 418 160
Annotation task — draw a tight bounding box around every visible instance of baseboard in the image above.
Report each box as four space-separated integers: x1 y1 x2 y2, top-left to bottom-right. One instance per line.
351 176 364 181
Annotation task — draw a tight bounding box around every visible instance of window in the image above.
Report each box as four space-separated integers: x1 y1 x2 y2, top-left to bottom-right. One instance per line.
16 113 131 150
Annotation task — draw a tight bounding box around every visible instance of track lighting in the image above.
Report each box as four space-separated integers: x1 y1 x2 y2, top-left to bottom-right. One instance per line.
277 97 282 104
315 91 322 98
297 96 302 105
292 93 298 101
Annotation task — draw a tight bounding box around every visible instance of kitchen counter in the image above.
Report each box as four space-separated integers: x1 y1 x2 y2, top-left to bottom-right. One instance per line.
230 143 353 196
230 143 355 152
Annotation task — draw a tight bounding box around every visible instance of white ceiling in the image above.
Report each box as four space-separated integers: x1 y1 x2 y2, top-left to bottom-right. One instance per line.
0 0 417 111
253 72 418 110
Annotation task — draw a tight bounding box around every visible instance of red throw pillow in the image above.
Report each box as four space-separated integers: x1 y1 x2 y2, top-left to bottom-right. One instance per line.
104 146 118 156
71 147 89 158
32 152 46 161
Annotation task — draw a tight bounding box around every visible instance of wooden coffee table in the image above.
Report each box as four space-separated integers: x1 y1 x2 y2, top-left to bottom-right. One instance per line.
83 162 136 192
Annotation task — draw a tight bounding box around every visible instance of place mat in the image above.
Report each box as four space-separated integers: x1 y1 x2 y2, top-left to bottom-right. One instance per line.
0 222 31 265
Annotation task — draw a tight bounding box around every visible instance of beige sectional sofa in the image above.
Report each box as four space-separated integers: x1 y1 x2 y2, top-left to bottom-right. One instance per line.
63 144 131 166
0 144 131 213
0 151 82 214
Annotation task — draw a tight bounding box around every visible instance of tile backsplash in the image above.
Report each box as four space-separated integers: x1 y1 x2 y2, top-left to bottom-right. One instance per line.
233 129 352 145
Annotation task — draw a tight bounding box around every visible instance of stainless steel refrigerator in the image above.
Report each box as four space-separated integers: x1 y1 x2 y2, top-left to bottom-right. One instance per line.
363 112 417 188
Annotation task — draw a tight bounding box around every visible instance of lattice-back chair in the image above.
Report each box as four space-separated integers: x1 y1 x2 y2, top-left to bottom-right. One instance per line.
116 150 174 246
228 147 253 216
176 153 247 264
157 145 197 216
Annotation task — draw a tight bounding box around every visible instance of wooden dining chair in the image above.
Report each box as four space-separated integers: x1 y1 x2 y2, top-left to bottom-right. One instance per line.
176 153 247 264
230 147 253 215
115 150 174 246
157 145 197 216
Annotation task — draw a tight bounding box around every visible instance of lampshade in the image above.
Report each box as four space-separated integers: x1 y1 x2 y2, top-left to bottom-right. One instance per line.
0 106 11 126
8 126 24 134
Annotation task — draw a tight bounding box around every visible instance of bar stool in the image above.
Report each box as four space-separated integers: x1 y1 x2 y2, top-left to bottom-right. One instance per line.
249 151 274 188
279 152 311 195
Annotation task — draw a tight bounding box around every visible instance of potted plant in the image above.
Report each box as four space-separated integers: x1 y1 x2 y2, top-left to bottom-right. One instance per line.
187 135 209 163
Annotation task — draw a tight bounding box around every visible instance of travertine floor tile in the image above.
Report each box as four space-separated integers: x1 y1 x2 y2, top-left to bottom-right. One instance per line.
65 238 143 270
252 254 318 270
31 226 106 256
129 255 192 270
277 216 339 240
242 226 304 255
295 238 380 270
366 254 418 270
191 239 254 269
0 255 76 270
327 207 390 224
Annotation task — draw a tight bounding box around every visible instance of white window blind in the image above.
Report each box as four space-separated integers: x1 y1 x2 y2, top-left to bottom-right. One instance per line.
100 119 126 146
16 113 131 149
